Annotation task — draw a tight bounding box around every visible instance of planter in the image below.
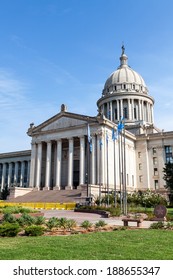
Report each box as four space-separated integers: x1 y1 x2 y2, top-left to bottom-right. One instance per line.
74 208 110 218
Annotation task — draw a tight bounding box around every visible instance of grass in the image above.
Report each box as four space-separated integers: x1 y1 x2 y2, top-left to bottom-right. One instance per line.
0 229 173 260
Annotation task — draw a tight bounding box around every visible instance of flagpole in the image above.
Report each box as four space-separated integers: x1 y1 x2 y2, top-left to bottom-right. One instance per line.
113 130 117 207
123 124 127 215
99 137 102 206
118 131 122 213
106 131 109 207
86 122 91 204
112 126 117 208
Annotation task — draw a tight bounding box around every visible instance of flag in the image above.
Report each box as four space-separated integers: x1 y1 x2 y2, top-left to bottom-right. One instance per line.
87 123 92 153
117 117 124 134
106 131 109 143
99 138 103 150
112 128 116 141
112 127 118 141
87 123 91 143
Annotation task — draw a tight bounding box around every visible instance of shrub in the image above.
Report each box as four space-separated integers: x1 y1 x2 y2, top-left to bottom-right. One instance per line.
19 207 33 214
17 213 36 226
2 206 20 214
34 216 46 225
149 222 164 229
25 225 44 236
81 220 93 229
66 219 77 230
59 217 68 229
95 220 107 228
2 213 17 223
0 222 20 237
46 217 60 230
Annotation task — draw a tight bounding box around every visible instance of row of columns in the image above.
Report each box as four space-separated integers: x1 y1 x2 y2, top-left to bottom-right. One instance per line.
102 98 154 123
30 135 104 190
0 161 30 190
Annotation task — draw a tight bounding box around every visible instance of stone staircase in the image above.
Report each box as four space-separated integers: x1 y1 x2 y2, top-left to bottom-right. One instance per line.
8 188 88 203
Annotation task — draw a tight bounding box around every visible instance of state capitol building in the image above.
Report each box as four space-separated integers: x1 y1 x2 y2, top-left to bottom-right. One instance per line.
0 46 172 201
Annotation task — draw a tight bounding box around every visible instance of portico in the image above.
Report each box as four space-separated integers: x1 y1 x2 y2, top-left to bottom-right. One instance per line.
0 150 31 191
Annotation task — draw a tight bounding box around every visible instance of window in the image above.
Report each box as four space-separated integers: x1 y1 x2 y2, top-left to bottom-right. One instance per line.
154 180 159 190
153 157 157 165
139 163 142 170
134 107 137 119
114 108 117 120
114 86 117 91
132 175 134 186
139 175 143 183
153 148 157 155
138 152 141 158
154 168 158 176
165 146 173 163
123 107 128 118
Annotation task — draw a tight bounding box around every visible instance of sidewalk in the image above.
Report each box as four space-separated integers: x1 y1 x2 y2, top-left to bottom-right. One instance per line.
41 210 154 228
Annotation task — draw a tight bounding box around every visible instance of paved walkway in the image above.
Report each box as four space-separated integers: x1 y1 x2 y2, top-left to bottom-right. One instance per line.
41 210 154 228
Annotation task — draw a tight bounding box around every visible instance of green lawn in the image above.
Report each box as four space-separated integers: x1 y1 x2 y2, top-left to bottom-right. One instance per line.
0 229 172 260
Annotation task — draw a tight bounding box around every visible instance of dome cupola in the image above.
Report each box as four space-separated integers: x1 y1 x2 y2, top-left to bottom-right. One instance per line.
97 46 155 129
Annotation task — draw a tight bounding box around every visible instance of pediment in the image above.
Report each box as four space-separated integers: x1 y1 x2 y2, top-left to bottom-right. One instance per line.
41 116 88 132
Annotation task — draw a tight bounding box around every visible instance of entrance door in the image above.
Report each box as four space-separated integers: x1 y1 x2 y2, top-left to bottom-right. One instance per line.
73 160 79 188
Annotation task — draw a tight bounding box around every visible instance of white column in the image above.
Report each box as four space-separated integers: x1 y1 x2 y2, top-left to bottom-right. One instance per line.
55 139 62 189
142 100 144 121
120 99 123 118
151 105 154 123
79 136 85 185
20 161 25 187
14 161 19 186
131 99 134 120
29 143 36 188
68 138 73 189
1 163 6 190
91 135 96 185
96 136 100 184
45 141 52 190
36 143 42 190
117 100 120 121
138 100 140 120
27 161 30 187
7 162 12 188
128 99 131 120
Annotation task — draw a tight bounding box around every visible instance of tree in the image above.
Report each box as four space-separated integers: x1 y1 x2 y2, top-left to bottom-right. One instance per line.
0 185 10 200
163 162 173 203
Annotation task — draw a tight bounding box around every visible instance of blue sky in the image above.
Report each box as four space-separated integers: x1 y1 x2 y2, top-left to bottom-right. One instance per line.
1 0 173 152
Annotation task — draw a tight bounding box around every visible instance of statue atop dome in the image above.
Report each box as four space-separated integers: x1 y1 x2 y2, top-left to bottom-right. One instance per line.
122 44 125 55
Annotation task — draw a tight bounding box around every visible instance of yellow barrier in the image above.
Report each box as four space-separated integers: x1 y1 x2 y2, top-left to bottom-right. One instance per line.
34 203 45 209
0 201 76 210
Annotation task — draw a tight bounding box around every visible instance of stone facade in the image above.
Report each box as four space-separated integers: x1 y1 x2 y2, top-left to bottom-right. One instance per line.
0 47 172 198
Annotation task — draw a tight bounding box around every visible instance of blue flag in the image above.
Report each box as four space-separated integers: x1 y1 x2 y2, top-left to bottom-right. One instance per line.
87 123 91 143
87 123 92 153
112 127 118 141
106 131 109 143
117 117 124 134
99 138 103 150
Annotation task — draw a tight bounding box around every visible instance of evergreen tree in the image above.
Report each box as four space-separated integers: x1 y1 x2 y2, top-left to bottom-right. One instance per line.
163 162 173 203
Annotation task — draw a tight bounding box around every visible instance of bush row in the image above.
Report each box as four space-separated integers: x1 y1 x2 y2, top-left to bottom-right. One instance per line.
96 190 168 207
0 212 107 237
0 205 36 214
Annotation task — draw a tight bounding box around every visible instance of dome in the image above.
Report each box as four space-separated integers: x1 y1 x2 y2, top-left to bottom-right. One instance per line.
102 46 148 96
